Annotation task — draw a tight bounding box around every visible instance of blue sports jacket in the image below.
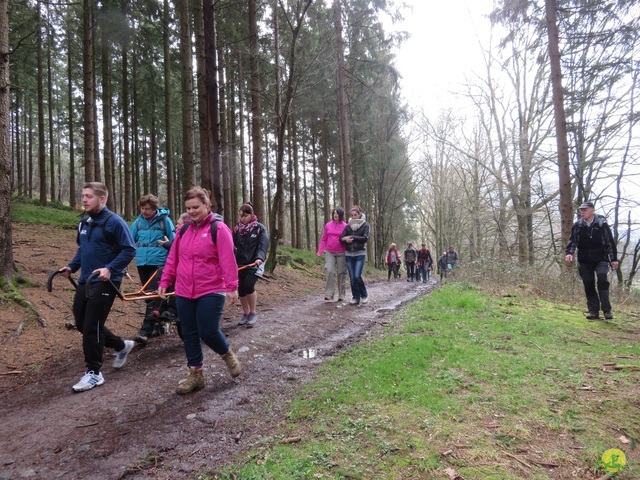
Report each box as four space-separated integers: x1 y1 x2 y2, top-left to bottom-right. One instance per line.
130 208 176 267
67 208 136 283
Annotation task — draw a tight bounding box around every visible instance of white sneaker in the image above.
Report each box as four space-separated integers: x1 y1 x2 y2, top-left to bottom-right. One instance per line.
349 298 359 305
113 340 135 369
72 371 104 392
360 297 369 304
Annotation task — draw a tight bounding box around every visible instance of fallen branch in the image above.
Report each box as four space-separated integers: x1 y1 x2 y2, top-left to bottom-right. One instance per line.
280 436 301 444
502 451 533 469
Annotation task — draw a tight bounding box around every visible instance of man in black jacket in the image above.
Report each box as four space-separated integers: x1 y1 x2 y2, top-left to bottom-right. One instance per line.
565 201 619 320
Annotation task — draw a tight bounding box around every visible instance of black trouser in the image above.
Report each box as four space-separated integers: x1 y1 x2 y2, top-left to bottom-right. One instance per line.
406 262 416 280
137 265 163 335
137 265 162 291
73 281 125 373
578 261 611 314
387 262 399 280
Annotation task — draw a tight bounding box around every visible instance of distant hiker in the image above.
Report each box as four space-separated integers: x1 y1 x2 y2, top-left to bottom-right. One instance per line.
158 187 241 394
565 201 619 320
317 207 348 301
403 242 418 282
130 194 175 346
341 205 370 305
417 243 434 283
446 246 459 271
57 182 136 392
233 202 270 327
438 252 448 280
385 242 401 281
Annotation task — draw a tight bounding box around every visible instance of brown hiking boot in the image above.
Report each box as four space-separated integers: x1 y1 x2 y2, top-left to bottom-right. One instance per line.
585 312 599 320
604 311 614 320
221 349 241 378
176 367 204 395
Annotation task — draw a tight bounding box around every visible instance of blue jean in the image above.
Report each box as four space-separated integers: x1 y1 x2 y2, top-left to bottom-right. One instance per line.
176 294 229 367
419 262 431 281
345 254 367 301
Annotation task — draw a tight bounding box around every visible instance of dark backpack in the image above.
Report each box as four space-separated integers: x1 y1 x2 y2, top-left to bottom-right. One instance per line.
178 219 219 246
136 216 168 238
77 212 120 252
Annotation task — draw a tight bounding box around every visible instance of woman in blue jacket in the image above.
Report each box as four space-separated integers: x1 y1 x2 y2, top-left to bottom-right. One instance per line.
130 194 175 345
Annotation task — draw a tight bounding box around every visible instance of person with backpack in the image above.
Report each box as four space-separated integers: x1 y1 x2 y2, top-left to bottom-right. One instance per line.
341 205 370 305
233 202 270 327
565 201 619 320
317 207 347 301
446 246 459 271
403 242 418 282
57 182 137 392
158 187 241 394
385 242 401 281
438 252 448 280
130 194 176 346
417 243 434 283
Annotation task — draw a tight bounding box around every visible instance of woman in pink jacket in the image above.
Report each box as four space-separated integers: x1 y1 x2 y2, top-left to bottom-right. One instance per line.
317 207 347 302
158 187 240 394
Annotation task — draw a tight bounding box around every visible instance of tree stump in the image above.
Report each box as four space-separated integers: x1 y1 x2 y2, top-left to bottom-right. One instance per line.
276 255 292 266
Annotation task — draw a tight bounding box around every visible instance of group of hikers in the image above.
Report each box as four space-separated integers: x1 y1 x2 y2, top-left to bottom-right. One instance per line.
384 243 459 283
57 182 269 394
317 205 460 303
315 200 619 326
52 186 619 396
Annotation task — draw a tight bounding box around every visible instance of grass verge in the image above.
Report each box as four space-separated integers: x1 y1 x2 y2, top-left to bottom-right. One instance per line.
209 283 640 479
12 198 80 226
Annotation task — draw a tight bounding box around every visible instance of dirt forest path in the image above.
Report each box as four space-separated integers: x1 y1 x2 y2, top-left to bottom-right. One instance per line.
0 224 437 480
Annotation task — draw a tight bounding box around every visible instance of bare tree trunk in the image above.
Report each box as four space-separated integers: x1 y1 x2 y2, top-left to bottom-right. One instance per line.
150 113 157 194
66 21 76 208
248 0 264 219
312 132 319 251
194 0 208 190
83 0 95 182
203 0 221 212
101 12 115 210
228 55 239 212
122 41 132 219
163 0 175 215
217 39 231 224
180 0 195 191
14 91 21 197
545 0 573 246
0 0 15 279
47 17 56 203
37 1 47 205
237 50 247 203
333 0 352 209
292 119 302 248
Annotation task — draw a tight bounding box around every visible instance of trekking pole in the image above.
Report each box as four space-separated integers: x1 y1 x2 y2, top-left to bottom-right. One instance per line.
47 270 78 292
85 272 125 300
238 262 258 271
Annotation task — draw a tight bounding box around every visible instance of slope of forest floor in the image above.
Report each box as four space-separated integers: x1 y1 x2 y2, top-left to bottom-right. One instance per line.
0 223 433 479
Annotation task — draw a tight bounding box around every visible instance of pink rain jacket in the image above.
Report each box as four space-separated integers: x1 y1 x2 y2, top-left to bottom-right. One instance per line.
317 220 347 255
160 213 239 298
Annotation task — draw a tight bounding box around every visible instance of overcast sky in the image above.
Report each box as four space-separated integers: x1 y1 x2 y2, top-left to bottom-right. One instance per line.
389 0 496 116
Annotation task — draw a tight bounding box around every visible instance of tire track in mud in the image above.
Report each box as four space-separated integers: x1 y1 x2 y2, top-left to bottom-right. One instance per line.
0 278 437 480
